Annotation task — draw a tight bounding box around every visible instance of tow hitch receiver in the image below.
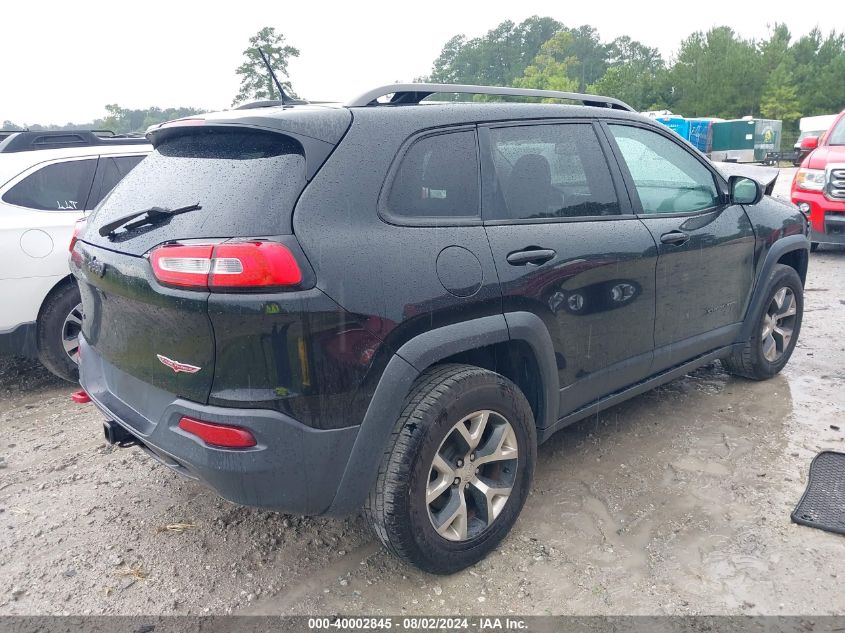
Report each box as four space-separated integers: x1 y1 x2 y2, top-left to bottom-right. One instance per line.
103 420 140 448
71 390 91 403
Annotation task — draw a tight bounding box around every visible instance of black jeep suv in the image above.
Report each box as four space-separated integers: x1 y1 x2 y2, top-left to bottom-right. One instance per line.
70 84 809 573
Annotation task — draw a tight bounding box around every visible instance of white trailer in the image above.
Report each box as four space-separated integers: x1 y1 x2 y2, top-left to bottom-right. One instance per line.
795 114 838 148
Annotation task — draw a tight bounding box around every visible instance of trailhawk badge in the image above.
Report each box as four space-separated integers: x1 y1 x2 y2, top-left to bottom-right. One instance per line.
156 354 201 374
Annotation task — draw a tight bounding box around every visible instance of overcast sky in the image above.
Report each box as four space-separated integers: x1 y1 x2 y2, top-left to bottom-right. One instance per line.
2 0 841 125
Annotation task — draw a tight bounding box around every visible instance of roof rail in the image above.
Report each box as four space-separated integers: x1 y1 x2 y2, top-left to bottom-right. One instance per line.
346 83 634 111
0 130 149 154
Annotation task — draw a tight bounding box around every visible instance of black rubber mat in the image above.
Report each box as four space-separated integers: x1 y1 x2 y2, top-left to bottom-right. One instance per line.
791 451 845 535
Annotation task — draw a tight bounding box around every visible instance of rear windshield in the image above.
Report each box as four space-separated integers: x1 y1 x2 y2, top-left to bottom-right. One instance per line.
84 128 306 256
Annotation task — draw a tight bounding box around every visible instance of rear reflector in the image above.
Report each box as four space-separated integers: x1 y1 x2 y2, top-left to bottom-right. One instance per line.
177 416 257 448
71 390 91 404
149 242 301 290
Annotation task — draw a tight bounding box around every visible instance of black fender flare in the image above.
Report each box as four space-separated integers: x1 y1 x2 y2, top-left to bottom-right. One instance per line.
324 311 559 515
502 311 560 430
737 234 809 343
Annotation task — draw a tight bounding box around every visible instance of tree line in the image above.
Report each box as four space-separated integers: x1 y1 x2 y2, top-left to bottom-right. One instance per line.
422 17 845 136
5 21 842 138
2 104 205 135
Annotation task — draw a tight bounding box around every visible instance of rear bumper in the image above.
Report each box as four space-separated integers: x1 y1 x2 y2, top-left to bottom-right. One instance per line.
0 322 37 358
79 336 360 516
791 190 845 244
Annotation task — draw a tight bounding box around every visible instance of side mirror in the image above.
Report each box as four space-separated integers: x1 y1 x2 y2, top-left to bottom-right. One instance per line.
800 135 819 150
729 175 763 205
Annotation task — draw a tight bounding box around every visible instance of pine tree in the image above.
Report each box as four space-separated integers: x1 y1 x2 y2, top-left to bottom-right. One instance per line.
233 27 299 106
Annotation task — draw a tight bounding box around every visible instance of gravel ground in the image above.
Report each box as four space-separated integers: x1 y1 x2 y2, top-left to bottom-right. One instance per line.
1 169 844 616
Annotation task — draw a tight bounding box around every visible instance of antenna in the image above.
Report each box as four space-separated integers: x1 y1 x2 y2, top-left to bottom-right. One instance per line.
257 47 290 105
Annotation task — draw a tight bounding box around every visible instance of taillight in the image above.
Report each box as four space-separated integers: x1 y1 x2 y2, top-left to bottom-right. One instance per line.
210 242 302 288
149 241 302 290
177 416 256 448
150 244 214 287
69 219 86 253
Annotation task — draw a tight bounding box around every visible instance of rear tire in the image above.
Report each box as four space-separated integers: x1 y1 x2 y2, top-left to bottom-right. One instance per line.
36 283 82 383
810 242 819 252
722 264 803 381
364 363 536 574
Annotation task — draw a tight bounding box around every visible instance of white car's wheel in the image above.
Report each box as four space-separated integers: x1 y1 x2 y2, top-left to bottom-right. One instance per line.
36 283 82 382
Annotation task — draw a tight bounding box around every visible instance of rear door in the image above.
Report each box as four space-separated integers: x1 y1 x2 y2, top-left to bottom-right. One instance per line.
480 120 658 418
72 240 216 404
74 128 309 404
602 122 756 371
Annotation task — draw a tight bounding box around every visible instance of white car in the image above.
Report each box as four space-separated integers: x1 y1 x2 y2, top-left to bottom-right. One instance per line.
0 130 150 381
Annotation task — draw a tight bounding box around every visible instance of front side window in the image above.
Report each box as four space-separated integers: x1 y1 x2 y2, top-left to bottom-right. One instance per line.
827 117 845 145
608 125 719 215
2 159 97 211
487 123 618 221
385 130 479 219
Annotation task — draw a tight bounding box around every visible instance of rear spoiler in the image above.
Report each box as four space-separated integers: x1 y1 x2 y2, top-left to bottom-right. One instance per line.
146 118 346 181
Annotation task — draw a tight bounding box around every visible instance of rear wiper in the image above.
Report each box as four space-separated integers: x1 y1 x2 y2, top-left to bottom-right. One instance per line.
99 203 202 237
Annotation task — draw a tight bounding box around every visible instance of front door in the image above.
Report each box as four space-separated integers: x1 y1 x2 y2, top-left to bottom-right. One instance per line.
603 122 756 371
480 121 658 419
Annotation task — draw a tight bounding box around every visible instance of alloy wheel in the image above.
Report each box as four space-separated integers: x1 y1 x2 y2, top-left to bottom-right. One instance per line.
426 410 518 542
761 287 797 363
62 303 83 364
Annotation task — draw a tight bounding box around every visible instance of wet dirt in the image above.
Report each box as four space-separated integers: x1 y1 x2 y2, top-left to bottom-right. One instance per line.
1 169 844 615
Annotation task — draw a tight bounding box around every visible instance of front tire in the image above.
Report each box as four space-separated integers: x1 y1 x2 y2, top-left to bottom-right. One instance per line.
36 283 82 383
365 364 536 574
722 264 803 380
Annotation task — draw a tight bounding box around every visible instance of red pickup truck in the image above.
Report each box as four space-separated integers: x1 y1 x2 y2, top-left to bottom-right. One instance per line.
791 109 845 251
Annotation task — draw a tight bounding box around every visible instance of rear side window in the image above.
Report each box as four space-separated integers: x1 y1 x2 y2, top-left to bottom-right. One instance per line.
385 130 479 219
89 155 145 209
86 129 305 255
487 124 618 221
3 159 97 211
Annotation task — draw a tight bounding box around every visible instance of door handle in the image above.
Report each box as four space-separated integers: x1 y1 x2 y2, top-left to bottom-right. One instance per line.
660 230 690 246
506 248 556 266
